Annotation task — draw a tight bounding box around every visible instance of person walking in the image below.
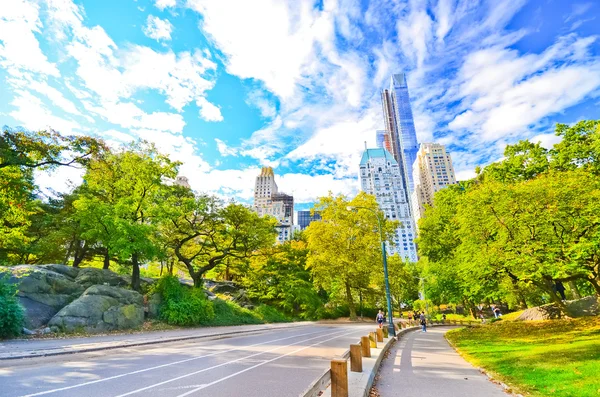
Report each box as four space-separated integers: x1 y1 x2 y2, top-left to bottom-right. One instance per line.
376 310 385 329
419 312 427 332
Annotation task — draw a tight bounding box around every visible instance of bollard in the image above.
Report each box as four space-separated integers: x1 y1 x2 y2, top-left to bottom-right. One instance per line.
331 359 348 397
360 336 371 357
349 344 363 372
382 326 389 338
369 332 377 348
394 322 400 332
376 328 384 342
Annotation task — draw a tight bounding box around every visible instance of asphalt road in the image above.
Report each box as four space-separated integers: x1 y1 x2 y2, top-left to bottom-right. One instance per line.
0 324 374 397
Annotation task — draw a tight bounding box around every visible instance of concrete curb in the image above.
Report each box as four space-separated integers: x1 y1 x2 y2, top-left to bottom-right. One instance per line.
0 322 314 361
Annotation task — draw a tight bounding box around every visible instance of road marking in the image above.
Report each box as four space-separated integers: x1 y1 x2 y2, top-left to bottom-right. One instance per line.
174 328 362 397
114 328 355 397
20 328 329 397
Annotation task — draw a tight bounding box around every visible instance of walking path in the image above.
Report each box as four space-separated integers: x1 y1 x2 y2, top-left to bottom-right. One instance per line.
373 327 508 397
0 322 314 360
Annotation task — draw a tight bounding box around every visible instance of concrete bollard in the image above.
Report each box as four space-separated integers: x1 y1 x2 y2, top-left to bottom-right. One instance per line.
376 328 384 342
331 359 348 397
382 326 389 338
360 336 371 357
369 332 377 348
349 344 363 373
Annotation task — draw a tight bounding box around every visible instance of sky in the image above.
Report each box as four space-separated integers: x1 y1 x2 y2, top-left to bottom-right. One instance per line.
1 0 599 210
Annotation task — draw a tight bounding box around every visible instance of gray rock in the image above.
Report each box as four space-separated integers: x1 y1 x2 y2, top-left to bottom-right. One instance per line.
517 296 600 321
210 281 240 294
40 264 81 279
49 285 144 333
17 296 59 329
39 327 52 335
147 293 162 319
74 268 129 289
22 327 35 335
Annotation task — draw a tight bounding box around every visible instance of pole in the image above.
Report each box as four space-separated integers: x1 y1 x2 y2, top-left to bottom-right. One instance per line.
376 215 396 338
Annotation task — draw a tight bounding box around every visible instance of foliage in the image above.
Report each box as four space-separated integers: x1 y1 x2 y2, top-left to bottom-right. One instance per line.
0 277 24 338
446 317 600 397
418 120 600 311
254 305 290 323
154 275 215 326
305 192 397 320
242 239 323 319
206 299 263 326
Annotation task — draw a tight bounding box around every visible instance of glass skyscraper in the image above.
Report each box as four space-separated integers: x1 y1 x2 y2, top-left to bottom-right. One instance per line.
297 210 321 230
380 73 419 196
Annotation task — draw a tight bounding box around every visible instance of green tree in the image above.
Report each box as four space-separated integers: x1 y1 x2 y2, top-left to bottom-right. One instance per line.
242 238 323 319
75 143 178 290
305 192 396 320
158 191 278 287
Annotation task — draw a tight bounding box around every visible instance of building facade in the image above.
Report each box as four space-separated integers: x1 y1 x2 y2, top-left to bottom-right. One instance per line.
297 210 321 230
411 143 457 227
253 167 294 243
174 175 191 189
359 148 418 262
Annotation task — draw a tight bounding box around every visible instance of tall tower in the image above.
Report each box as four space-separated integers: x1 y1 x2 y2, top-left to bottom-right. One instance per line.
390 73 419 195
411 143 457 229
359 148 418 262
253 167 294 243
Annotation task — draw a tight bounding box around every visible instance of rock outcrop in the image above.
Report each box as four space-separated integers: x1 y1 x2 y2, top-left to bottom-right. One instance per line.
49 285 144 332
516 296 600 321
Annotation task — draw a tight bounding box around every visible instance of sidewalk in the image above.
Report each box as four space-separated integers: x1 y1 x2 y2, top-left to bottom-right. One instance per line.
373 327 508 397
0 321 313 360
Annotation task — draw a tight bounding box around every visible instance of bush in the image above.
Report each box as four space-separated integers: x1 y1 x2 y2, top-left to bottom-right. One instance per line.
0 277 24 338
155 275 215 326
206 299 263 326
255 305 290 323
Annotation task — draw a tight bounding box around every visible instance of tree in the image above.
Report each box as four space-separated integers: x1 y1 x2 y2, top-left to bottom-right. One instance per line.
75 143 178 290
242 238 323 319
159 191 278 287
305 192 396 320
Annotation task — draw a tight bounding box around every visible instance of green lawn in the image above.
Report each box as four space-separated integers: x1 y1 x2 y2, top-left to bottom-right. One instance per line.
446 317 600 397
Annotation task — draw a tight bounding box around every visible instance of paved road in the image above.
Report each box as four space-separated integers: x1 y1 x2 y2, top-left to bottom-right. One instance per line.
373 327 507 397
0 324 373 397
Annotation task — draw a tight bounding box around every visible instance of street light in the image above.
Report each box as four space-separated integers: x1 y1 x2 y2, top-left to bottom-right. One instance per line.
347 205 396 337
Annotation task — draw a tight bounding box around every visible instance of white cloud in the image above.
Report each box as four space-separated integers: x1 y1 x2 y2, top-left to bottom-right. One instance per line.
143 15 173 41
215 138 238 157
9 90 82 135
246 90 277 119
529 133 562 150
196 97 223 121
0 0 59 76
155 0 176 11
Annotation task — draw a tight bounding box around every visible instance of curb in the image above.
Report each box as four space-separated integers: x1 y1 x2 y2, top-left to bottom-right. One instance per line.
0 322 313 361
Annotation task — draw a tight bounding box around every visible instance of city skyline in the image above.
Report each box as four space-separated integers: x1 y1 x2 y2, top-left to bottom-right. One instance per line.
1 0 599 209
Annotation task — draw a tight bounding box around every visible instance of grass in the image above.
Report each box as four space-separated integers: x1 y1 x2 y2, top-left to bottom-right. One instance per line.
446 316 600 397
203 299 292 326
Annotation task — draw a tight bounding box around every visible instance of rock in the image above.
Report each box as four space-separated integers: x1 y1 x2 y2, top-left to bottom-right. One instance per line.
74 268 129 289
516 296 600 321
210 281 241 294
49 285 144 333
39 327 52 335
22 327 35 335
147 293 162 319
40 264 80 279
0 265 85 328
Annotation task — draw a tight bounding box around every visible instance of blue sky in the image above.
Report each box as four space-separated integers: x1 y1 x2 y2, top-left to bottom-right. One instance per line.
1 0 599 210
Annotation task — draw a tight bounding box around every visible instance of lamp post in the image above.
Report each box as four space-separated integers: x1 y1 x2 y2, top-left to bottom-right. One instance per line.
347 205 396 337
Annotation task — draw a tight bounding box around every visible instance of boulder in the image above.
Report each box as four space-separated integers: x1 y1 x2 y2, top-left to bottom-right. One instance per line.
210 281 241 294
147 293 162 319
49 285 144 333
0 265 85 328
74 267 129 289
516 296 600 321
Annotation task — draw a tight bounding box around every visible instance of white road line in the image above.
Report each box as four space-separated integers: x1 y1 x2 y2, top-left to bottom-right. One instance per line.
114 328 355 397
20 328 328 397
176 328 363 397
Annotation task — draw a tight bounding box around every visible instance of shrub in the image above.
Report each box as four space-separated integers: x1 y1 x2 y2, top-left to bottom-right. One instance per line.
0 277 24 338
207 299 263 326
155 275 215 326
255 305 290 323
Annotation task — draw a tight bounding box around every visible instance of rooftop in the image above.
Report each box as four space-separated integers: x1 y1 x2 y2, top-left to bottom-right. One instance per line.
359 148 397 166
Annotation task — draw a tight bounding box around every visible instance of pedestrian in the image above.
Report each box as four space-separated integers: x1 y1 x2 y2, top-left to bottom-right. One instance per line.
494 306 502 318
555 281 566 301
376 310 384 329
442 313 446 323
491 305 498 318
419 312 427 332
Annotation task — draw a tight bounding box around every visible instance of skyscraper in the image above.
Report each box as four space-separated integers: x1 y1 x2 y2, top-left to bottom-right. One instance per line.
380 73 420 198
411 143 457 228
297 210 321 230
359 148 418 262
253 167 294 243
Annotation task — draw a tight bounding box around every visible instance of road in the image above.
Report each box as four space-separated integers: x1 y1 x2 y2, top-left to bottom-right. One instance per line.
0 324 373 397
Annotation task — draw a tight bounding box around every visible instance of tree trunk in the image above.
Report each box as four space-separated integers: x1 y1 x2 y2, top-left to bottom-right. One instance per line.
103 248 110 270
72 240 89 268
225 264 230 281
63 239 75 265
131 252 141 291
568 281 581 299
345 282 357 320
192 273 203 288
